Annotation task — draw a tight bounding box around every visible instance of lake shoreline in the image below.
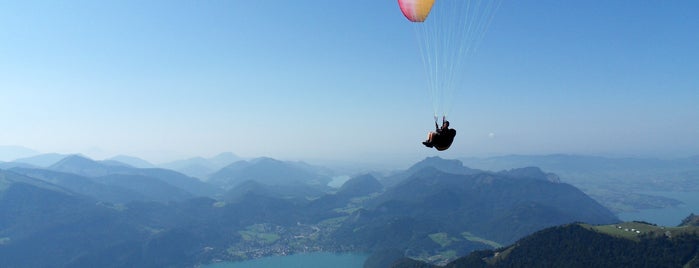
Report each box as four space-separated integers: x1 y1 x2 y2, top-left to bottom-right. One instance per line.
617 191 699 226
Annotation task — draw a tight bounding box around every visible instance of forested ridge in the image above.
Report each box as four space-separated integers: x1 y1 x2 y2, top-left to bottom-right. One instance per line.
389 222 699 268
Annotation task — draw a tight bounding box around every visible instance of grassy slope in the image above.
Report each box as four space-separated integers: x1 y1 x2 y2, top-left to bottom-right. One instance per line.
584 222 699 241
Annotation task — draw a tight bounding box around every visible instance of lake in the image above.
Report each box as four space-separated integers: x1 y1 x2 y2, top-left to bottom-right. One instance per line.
204 252 368 268
328 175 351 188
618 191 699 226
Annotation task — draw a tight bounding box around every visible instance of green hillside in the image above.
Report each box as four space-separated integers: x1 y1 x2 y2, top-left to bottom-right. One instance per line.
393 221 699 268
586 221 699 241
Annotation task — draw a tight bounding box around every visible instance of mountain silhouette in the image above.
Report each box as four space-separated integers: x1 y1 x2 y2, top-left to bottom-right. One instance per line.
337 173 383 198
47 155 220 197
13 153 69 168
159 152 241 179
334 166 618 255
496 166 561 183
108 155 156 168
381 156 482 187
9 167 146 203
208 157 331 190
49 155 131 177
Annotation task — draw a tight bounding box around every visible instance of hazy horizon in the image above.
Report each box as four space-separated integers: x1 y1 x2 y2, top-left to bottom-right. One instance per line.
1 144 697 172
2 1 697 165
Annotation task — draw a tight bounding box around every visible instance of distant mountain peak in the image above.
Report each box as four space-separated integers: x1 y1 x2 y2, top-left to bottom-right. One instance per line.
158 152 242 179
108 155 155 168
51 154 95 166
408 156 480 175
48 155 118 177
12 153 69 168
413 156 453 166
209 157 330 190
420 156 459 165
337 174 383 197
251 157 283 165
498 166 561 183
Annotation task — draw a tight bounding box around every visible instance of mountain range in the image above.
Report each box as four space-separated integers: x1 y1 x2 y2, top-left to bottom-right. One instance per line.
459 154 699 188
1 153 683 267
332 162 617 259
158 152 242 179
0 148 245 180
460 154 699 214
208 157 332 191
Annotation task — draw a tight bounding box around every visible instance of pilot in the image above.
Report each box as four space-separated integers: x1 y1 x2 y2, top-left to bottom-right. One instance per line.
422 117 456 151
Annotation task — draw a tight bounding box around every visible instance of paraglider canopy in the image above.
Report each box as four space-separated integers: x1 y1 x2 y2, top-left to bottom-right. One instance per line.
398 0 435 22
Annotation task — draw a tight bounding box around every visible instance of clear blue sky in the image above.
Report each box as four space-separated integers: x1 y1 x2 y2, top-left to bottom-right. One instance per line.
1 1 697 166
